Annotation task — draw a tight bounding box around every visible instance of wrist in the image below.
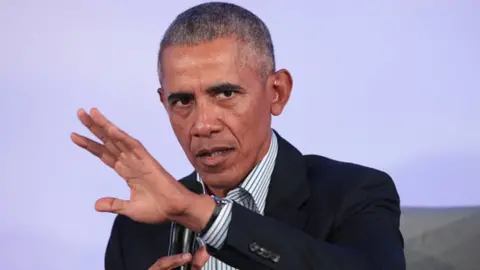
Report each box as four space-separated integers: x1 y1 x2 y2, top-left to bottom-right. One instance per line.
199 196 229 236
171 194 216 232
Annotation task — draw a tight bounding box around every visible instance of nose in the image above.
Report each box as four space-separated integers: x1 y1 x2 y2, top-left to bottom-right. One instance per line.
191 102 223 138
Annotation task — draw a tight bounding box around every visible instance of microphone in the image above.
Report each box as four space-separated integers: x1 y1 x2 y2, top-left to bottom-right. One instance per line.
168 181 204 270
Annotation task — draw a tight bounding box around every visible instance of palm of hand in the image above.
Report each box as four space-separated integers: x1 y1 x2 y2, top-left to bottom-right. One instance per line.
112 154 169 223
71 108 182 224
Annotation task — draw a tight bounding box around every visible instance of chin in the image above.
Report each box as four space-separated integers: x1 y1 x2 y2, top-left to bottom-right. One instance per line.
196 166 242 188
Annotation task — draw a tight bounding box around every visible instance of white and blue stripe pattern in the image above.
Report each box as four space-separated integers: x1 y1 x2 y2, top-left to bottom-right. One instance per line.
197 131 279 270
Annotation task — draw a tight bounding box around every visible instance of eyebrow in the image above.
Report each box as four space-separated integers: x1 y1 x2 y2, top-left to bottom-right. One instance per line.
167 92 194 103
167 82 243 103
205 82 243 94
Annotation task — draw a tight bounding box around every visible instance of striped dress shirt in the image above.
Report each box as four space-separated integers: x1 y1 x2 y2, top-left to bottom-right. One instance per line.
196 131 279 270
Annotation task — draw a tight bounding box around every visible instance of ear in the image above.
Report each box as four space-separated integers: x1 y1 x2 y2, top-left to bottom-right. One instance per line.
267 69 293 116
157 88 166 104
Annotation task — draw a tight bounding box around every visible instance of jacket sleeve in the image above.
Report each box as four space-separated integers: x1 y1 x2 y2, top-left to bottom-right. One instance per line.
207 172 406 270
105 215 126 270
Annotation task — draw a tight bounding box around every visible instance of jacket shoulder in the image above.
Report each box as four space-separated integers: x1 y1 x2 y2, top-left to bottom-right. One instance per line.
303 155 400 206
304 154 395 188
303 155 401 227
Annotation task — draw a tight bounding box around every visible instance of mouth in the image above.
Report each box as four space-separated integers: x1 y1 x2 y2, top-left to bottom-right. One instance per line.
196 147 235 158
195 147 235 166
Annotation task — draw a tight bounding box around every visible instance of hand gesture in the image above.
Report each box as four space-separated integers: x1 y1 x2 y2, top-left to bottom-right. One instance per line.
148 247 210 270
71 108 190 224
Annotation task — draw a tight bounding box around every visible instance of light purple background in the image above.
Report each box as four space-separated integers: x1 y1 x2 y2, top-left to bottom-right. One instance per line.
1 1 479 269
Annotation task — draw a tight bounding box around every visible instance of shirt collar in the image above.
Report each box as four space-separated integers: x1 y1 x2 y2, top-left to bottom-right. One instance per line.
197 131 278 214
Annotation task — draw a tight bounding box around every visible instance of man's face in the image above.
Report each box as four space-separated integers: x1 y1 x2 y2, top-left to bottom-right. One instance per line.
159 37 289 191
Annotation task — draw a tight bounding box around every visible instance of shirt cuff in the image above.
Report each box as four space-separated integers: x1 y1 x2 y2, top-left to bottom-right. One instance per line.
200 200 233 249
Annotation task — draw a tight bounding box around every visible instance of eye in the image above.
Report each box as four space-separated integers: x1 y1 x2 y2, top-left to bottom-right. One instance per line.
217 90 235 99
172 96 192 107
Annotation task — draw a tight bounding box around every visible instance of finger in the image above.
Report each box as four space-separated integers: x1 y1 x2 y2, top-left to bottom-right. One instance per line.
77 109 121 156
71 132 116 168
77 109 107 142
89 108 145 157
148 253 192 270
192 246 210 270
95 197 129 215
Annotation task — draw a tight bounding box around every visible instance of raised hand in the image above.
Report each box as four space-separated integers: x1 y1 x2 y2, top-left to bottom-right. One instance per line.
71 108 191 224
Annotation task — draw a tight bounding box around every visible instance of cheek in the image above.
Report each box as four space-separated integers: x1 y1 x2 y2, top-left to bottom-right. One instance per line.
226 96 271 144
169 115 191 149
231 92 267 117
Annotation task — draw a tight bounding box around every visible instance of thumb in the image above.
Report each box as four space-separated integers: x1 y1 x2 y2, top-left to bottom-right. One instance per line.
192 246 210 270
95 197 129 214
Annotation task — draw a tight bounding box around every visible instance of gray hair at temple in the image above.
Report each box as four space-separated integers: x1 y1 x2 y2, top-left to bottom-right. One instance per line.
157 2 276 82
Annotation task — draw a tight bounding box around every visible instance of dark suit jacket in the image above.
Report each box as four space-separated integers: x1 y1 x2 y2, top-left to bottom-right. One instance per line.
105 133 405 270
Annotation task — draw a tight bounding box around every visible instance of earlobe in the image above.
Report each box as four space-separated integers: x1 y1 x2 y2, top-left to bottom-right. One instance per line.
271 104 282 116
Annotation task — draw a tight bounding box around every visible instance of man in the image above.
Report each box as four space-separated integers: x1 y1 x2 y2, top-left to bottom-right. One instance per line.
71 2 405 270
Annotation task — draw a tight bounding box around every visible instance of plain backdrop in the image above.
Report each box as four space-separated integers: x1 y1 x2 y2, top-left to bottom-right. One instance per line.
1 1 479 269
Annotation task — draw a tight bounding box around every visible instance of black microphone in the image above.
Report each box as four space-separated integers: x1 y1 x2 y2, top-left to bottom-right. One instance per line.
168 181 204 270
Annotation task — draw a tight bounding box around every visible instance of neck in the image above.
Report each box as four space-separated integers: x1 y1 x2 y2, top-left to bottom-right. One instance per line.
205 185 229 198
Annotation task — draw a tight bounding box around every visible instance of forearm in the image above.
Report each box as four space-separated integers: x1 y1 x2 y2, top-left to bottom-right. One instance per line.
209 204 404 270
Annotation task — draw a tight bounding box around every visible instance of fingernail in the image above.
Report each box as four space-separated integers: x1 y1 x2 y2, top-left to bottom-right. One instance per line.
182 253 191 260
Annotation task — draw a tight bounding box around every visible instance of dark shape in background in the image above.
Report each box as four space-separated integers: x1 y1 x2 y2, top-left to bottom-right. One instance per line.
402 206 480 270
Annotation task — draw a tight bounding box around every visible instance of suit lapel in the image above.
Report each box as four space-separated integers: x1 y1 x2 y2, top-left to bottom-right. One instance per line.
179 172 198 191
264 131 310 231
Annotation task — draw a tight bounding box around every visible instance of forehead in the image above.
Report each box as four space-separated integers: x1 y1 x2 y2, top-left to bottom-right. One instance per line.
160 38 252 92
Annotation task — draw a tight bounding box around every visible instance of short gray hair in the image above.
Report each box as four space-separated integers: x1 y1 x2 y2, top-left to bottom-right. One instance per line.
157 2 275 81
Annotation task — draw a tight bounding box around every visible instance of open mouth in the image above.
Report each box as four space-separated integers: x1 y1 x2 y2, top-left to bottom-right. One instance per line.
196 147 235 158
